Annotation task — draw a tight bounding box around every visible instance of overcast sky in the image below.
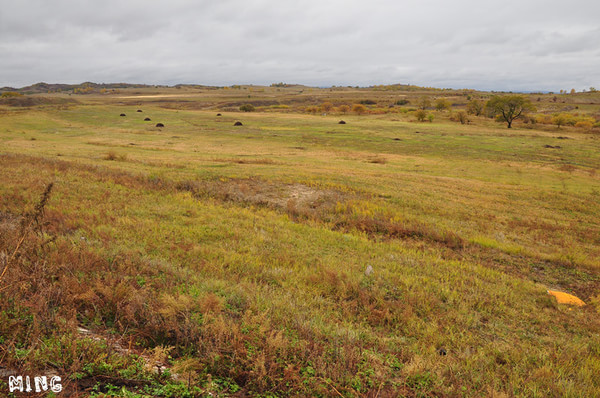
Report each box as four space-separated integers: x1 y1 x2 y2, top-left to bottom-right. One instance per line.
1 0 599 91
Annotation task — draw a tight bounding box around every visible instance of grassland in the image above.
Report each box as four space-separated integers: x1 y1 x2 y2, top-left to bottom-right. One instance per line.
1 85 600 397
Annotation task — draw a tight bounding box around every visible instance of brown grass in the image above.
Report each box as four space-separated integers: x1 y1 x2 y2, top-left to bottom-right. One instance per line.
212 157 278 165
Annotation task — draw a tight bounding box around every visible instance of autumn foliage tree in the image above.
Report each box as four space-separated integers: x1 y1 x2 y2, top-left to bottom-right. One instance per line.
485 95 535 128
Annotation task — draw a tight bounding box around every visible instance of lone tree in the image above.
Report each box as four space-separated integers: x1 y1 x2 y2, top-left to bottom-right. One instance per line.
415 109 428 122
466 99 484 116
418 97 431 110
551 113 571 129
435 98 451 112
486 95 534 128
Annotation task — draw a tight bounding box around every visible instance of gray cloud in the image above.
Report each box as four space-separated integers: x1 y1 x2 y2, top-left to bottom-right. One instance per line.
1 0 599 91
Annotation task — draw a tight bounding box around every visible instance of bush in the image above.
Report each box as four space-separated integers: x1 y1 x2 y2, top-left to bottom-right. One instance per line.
320 102 333 113
352 104 367 115
451 111 469 124
239 104 255 112
395 99 410 106
575 121 593 129
415 110 428 122
536 114 552 124
337 105 350 114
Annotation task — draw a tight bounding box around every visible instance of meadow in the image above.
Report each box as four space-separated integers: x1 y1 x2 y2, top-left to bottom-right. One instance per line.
1 84 600 397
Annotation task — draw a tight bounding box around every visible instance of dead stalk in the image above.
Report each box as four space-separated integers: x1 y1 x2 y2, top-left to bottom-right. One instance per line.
0 182 53 286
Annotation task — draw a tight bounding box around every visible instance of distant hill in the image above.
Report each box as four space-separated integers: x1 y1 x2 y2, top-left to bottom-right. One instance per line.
0 82 164 94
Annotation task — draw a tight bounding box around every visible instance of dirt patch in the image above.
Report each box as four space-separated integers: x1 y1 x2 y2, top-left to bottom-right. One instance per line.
177 178 349 216
286 184 340 210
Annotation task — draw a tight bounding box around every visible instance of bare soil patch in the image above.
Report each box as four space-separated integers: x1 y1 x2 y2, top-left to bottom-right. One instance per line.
177 178 349 216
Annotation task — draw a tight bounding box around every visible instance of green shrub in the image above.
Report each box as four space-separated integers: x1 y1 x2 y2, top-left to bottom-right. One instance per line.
239 104 255 112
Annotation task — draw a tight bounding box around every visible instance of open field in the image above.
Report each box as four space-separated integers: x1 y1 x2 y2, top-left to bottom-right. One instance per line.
1 85 600 397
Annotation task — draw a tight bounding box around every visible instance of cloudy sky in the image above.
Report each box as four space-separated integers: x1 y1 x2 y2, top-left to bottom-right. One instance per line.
1 0 599 91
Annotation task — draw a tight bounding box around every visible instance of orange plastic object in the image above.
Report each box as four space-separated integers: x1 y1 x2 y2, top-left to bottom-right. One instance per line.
547 290 586 306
